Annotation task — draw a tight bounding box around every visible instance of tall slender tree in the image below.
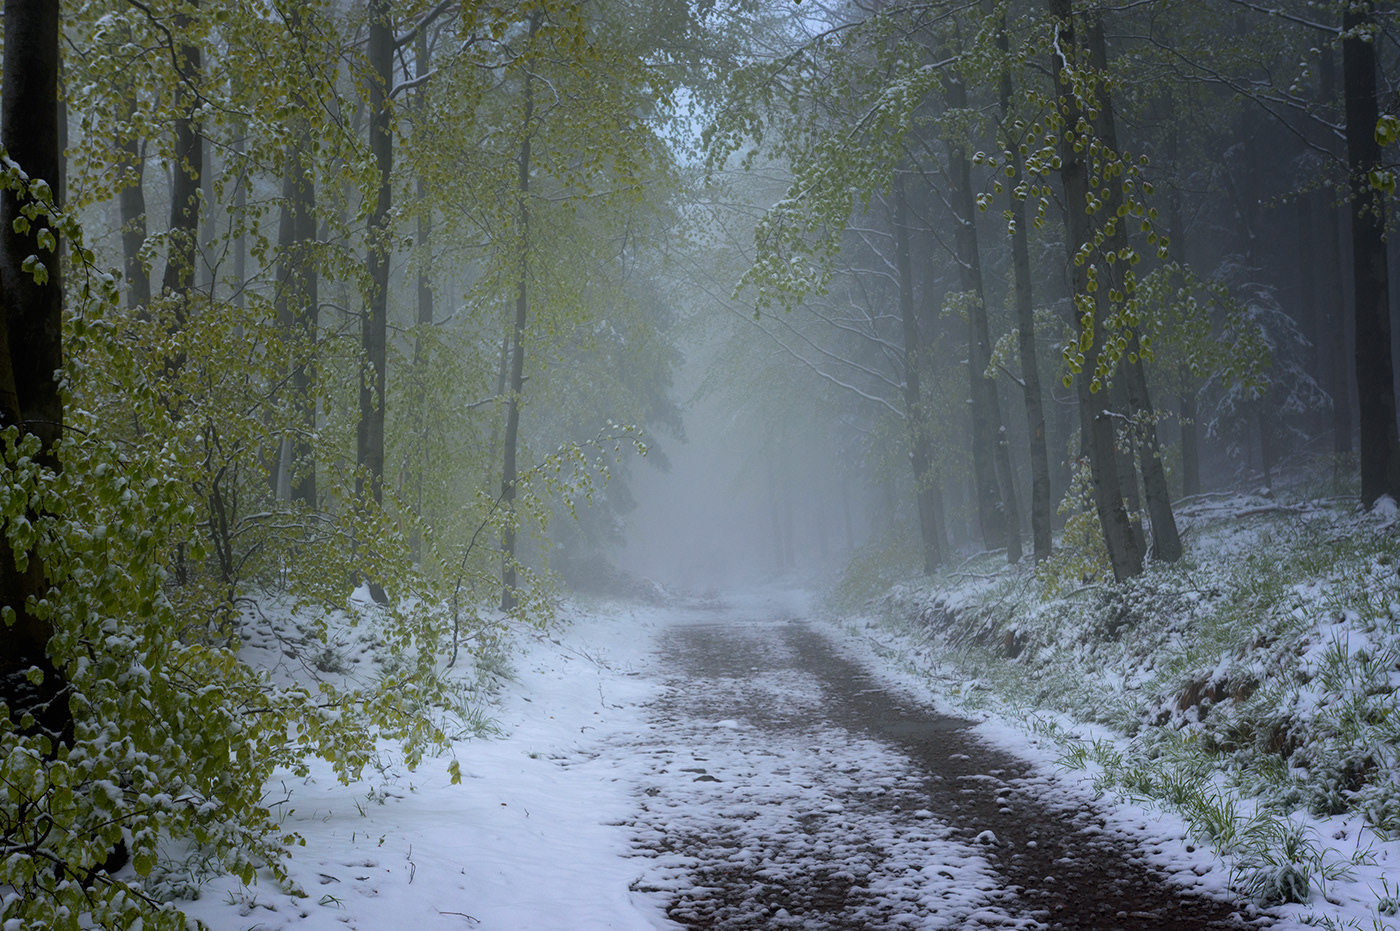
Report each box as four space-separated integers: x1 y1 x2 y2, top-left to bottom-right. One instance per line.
1341 2 1400 507
0 0 69 745
1086 19 1181 563
894 174 947 572
995 11 1051 561
500 12 542 612
1048 0 1143 580
408 24 435 562
358 0 393 513
942 60 1022 563
162 1 203 302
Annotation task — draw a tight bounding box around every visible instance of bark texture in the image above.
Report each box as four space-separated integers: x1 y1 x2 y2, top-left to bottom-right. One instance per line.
1341 6 1400 506
500 15 541 611
409 27 434 563
1086 21 1180 563
162 3 203 299
358 0 393 510
944 69 1022 563
894 177 946 572
274 125 318 510
997 15 1051 562
0 0 70 746
117 94 151 310
1048 0 1143 581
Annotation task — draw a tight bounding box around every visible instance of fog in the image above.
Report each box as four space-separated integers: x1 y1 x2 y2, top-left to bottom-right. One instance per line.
617 315 886 593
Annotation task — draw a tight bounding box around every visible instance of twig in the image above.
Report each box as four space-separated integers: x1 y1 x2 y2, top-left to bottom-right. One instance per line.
438 912 480 924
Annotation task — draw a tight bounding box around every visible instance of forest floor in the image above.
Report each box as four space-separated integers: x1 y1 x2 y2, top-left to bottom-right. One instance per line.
831 490 1400 931
171 585 1327 931
629 610 1265 930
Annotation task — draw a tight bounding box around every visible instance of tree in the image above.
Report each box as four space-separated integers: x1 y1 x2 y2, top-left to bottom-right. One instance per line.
357 0 393 584
272 103 319 509
1084 19 1181 563
407 23 436 560
161 0 203 304
995 9 1052 562
498 11 542 611
0 0 68 747
894 173 948 571
940 41 1022 563
1341 2 1400 507
1046 0 1143 580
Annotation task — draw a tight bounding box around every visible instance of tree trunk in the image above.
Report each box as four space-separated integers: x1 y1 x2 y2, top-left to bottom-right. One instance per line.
0 0 70 746
409 27 434 563
1086 21 1181 561
358 0 392 513
117 95 150 310
996 15 1051 562
353 0 393 604
230 130 246 310
1163 103 1201 498
197 135 214 292
1342 3 1400 506
162 3 202 301
894 176 946 573
943 70 1022 562
1320 47 1354 459
1180 385 1201 497
500 15 540 612
1048 0 1143 580
291 165 317 512
1124 346 1182 559
273 122 318 509
1111 381 1147 555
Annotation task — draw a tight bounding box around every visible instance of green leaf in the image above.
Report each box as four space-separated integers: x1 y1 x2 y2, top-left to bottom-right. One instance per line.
1377 114 1400 146
133 849 157 877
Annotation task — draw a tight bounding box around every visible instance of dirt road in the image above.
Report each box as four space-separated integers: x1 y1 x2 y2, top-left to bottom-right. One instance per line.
623 615 1266 930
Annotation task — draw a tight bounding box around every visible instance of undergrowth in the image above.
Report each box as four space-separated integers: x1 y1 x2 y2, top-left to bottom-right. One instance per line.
830 494 1400 917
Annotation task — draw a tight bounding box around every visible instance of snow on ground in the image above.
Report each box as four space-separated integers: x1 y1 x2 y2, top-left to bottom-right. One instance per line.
823 596 1394 929
823 623 1259 906
180 602 671 931
173 576 1390 931
623 611 1017 930
177 588 1016 931
180 588 1008 931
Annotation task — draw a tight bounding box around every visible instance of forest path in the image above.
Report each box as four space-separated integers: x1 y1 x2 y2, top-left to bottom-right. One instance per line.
621 613 1267 931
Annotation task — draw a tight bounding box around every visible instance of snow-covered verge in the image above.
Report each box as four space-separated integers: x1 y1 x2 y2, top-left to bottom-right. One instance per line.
167 599 673 931
825 492 1400 930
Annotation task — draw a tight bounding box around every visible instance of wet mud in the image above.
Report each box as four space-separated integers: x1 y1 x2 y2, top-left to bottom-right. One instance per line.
628 617 1269 931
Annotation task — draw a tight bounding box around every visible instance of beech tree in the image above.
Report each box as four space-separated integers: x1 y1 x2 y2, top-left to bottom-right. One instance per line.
1342 2 1400 506
1 2 681 926
0 0 67 747
994 9 1052 562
